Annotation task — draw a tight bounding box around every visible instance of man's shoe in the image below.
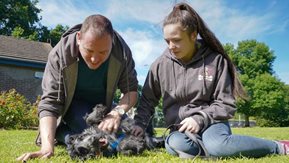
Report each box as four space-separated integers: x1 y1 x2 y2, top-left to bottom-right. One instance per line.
279 140 289 155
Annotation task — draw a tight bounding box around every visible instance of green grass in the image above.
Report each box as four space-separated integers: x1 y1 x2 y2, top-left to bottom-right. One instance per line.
1 127 289 162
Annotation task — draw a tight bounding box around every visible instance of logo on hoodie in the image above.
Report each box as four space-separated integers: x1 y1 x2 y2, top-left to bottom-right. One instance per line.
198 66 213 81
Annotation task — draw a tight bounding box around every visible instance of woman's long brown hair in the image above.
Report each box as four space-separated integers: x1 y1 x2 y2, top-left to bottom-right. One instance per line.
163 2 247 99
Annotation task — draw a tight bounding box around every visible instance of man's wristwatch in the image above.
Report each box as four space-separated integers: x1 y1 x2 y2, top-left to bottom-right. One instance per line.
112 106 126 116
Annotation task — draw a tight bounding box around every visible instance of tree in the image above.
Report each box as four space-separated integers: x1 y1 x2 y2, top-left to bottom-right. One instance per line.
235 74 254 126
1 1 69 45
252 74 289 126
49 24 69 47
11 26 24 38
233 40 275 77
224 40 283 127
113 84 143 107
37 25 51 43
0 0 41 36
113 89 122 104
284 84 289 124
153 97 165 127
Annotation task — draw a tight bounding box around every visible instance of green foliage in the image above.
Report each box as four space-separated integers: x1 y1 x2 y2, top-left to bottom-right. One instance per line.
252 74 289 126
224 43 236 62
255 118 280 127
113 84 165 127
0 89 38 129
153 97 165 127
49 24 69 46
224 40 289 127
234 40 275 76
1 1 69 44
27 30 38 41
113 85 144 108
113 89 122 104
134 84 143 107
0 0 41 36
11 26 39 41
11 26 24 38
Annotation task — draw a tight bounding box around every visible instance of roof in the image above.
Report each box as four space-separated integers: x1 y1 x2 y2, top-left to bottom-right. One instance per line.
0 35 52 64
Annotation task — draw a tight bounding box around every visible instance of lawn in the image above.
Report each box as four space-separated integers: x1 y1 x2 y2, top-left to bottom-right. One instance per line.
1 127 289 162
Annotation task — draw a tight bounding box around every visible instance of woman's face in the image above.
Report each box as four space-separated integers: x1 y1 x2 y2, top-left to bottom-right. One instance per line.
163 23 197 63
77 30 112 70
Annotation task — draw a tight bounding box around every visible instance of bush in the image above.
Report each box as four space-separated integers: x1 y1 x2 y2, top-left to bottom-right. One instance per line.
0 89 38 129
255 117 280 127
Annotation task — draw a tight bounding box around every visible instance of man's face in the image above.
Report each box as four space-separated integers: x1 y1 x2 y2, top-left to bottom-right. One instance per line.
77 30 112 70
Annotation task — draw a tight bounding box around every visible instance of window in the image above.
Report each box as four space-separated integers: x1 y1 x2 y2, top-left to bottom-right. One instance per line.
34 71 44 79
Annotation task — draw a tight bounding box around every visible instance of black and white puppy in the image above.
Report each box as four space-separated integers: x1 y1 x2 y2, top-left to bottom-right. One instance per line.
66 104 154 160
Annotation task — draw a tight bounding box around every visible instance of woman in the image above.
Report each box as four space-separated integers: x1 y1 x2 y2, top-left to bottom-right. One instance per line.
132 2 288 158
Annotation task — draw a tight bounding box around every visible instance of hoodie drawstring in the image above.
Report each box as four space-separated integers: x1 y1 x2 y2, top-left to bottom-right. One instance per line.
57 55 63 102
202 55 207 96
172 60 177 96
57 54 63 102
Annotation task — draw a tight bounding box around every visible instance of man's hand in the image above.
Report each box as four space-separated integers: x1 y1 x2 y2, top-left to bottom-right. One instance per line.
98 110 122 133
131 125 144 137
178 117 200 133
16 148 53 162
17 116 56 162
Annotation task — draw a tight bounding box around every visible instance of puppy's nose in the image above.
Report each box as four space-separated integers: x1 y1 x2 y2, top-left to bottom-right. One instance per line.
78 146 89 154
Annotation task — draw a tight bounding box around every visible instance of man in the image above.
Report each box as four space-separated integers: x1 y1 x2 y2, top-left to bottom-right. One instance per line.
17 14 138 161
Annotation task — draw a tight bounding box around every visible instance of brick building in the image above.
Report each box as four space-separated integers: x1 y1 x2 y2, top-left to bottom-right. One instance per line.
0 35 52 102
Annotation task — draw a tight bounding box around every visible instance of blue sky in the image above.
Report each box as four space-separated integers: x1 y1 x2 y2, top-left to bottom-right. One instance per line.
37 0 289 85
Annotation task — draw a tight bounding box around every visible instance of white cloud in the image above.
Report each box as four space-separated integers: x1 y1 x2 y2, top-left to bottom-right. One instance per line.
119 28 166 67
186 0 276 44
35 0 288 85
37 0 95 28
105 0 172 24
38 0 172 27
137 74 148 86
37 0 281 44
276 72 289 84
119 28 166 85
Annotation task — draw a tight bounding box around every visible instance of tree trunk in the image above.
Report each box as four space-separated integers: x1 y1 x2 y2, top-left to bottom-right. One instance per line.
244 115 250 127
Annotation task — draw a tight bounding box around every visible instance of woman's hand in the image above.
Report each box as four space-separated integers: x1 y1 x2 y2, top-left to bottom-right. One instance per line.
179 117 200 133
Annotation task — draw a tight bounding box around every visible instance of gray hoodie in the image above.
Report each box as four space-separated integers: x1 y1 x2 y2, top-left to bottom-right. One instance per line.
134 40 236 132
38 24 138 123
